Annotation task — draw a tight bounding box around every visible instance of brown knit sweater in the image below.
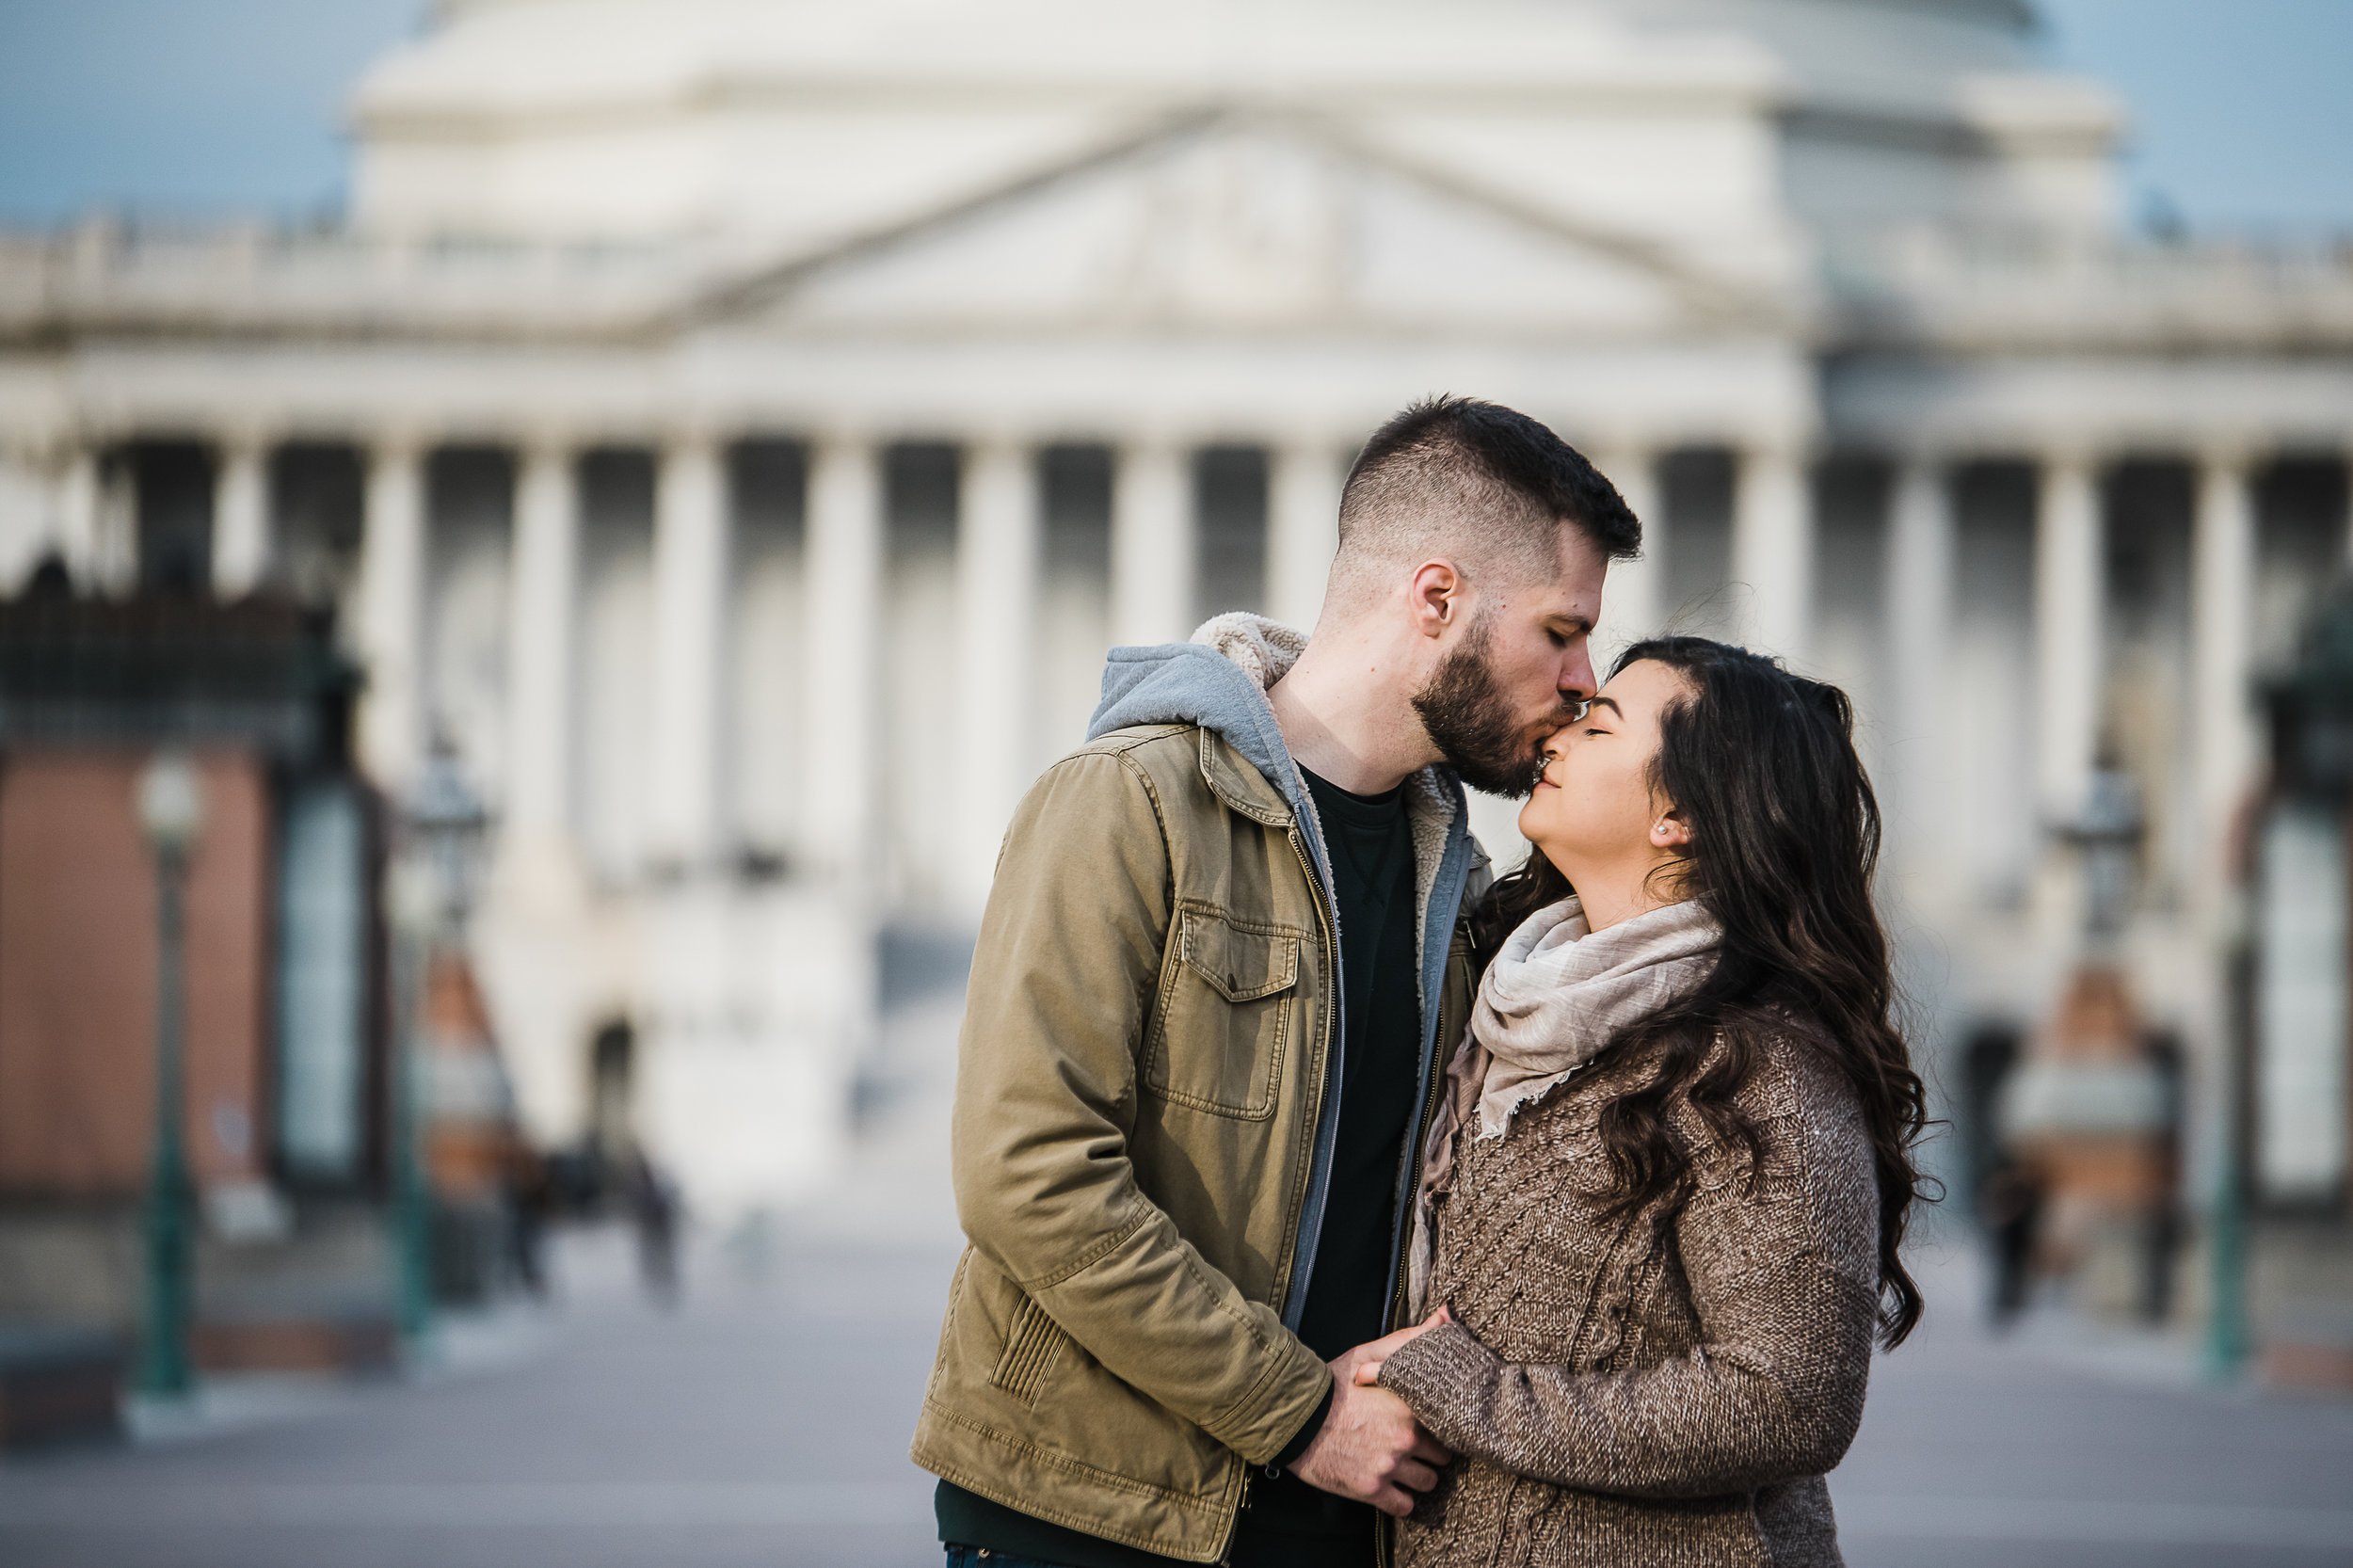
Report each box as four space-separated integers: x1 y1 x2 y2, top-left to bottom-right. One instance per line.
1376 1025 1881 1568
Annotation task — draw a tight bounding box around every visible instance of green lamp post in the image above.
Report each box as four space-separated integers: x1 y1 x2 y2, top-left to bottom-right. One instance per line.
390 738 490 1344
385 852 437 1346
136 748 205 1398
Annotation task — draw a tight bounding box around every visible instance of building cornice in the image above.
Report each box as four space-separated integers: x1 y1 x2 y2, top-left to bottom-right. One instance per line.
1823 230 2353 355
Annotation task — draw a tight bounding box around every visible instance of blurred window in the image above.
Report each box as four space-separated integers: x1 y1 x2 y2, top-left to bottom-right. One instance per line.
2255 800 2350 1205
274 777 368 1183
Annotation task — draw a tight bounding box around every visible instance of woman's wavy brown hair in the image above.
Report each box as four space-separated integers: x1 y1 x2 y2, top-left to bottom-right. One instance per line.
1468 635 1933 1348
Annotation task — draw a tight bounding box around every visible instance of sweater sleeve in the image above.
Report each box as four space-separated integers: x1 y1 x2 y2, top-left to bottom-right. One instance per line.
1377 1098 1880 1499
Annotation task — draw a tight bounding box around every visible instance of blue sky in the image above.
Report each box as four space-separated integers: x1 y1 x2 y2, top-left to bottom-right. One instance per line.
2035 0 2353 234
0 0 2345 233
0 0 428 226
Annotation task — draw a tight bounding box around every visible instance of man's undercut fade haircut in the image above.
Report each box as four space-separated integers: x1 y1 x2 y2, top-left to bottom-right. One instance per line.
1334 395 1641 600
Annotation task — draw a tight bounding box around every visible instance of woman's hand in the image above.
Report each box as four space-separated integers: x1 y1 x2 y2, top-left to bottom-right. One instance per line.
1352 1305 1454 1387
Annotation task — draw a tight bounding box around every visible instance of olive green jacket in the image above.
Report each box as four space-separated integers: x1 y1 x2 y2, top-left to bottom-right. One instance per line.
910 616 1487 1562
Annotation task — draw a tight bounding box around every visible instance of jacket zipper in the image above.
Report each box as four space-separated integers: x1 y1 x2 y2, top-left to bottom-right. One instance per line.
1372 933 1467 1568
1385 931 1467 1335
1217 826 1343 1568
1218 1470 1247 1567
1273 824 1345 1330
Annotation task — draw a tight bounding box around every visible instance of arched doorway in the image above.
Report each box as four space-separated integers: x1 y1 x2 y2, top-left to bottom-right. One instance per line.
586 1018 635 1165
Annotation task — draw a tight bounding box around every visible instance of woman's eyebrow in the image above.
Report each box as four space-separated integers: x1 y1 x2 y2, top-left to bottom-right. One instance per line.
1586 696 1625 720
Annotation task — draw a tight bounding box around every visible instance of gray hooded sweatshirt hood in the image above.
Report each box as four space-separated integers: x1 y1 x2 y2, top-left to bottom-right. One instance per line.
1087 610 1482 1325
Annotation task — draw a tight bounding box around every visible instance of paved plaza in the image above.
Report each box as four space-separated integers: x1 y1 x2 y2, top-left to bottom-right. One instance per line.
4 1221 2350 1568
4 992 2349 1568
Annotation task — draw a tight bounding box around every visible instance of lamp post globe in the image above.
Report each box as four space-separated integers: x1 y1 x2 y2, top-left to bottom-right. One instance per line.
408 737 490 928
136 749 205 856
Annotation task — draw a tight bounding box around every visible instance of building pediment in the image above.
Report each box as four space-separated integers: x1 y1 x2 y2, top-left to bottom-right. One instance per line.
696 112 1782 342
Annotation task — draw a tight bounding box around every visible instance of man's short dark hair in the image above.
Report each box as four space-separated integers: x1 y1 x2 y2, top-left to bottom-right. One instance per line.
1334 395 1641 600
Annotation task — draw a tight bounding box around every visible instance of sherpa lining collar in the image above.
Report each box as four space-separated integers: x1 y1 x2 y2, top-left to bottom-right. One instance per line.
1186 612 1462 1008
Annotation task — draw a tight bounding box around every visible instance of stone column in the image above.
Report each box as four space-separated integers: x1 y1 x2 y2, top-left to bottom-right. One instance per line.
1266 440 1344 633
210 436 270 598
2191 446 2259 860
503 439 582 879
2033 451 2105 823
800 434 885 883
1884 455 1956 888
1111 440 1194 647
954 439 1041 910
0 441 66 592
355 439 428 789
1731 441 1813 663
648 436 730 873
51 444 102 585
94 450 138 593
0 445 33 591
1591 444 1661 660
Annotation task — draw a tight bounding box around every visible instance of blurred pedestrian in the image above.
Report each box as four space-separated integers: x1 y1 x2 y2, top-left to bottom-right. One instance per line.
623 1149 680 1306
2141 1202 2180 1324
1979 1151 2044 1328
505 1138 554 1298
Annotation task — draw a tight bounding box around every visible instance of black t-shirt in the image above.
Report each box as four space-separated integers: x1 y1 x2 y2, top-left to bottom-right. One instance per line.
936 767 1425 1568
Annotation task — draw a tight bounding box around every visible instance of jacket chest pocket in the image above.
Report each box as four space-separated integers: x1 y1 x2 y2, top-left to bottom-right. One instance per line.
1143 906 1305 1121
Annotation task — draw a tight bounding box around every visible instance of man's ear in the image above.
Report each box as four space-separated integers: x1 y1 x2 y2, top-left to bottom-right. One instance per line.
1409 560 1463 639
1651 806 1692 851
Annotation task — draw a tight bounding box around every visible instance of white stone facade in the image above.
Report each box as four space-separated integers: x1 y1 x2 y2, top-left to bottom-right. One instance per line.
2 0 2349 1212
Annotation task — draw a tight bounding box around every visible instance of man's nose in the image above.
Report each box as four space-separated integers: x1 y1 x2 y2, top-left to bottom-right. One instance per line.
1561 642 1598 703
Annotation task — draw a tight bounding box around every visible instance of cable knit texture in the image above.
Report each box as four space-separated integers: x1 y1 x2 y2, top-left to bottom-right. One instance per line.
1377 1026 1881 1568
1409 896 1721 1315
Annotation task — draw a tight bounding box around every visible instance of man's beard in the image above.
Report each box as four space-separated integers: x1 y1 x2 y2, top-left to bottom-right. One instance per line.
1410 614 1561 797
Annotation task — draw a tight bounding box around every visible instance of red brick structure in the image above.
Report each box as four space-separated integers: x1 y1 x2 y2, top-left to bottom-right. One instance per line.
0 588 396 1371
0 750 271 1196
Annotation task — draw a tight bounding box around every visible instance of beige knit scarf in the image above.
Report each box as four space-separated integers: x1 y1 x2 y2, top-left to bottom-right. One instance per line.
1406 893 1721 1313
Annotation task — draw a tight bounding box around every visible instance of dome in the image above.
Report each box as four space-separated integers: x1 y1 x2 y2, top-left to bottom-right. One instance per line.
347 0 2118 245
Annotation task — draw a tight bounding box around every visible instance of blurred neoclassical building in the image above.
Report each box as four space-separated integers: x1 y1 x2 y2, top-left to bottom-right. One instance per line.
2 0 2349 1224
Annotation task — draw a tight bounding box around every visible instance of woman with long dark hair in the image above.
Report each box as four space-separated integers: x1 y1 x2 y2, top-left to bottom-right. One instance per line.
1356 636 1931 1568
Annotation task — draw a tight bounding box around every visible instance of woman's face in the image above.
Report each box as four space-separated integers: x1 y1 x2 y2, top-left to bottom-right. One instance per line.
1516 657 1691 872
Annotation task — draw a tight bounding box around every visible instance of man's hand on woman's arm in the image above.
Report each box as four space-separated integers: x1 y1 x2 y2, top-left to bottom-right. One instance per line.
1292 1314 1456 1517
